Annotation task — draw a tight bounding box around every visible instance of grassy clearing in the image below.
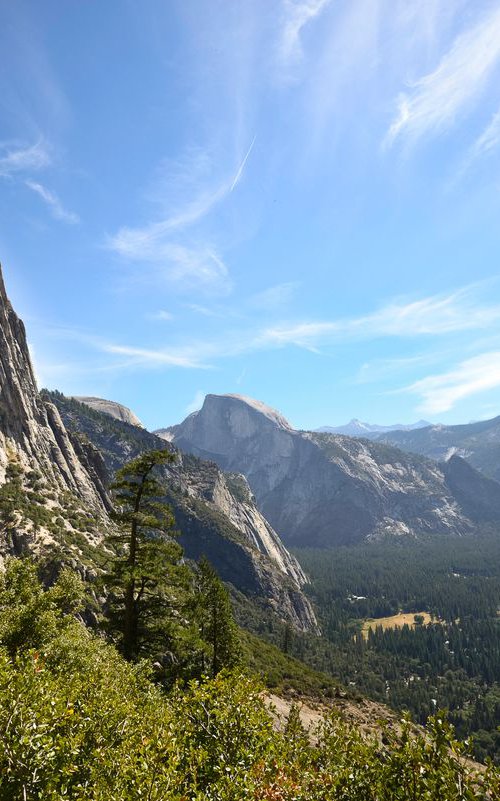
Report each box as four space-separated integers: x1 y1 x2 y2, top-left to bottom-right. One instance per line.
362 611 434 638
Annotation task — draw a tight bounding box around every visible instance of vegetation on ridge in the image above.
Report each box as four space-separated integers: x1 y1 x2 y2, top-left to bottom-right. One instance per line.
1 559 499 800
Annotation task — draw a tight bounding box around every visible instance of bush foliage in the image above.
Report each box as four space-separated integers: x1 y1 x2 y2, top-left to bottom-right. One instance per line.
0 559 499 800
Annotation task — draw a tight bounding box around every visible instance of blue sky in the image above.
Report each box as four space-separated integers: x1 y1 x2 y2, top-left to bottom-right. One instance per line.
2 0 500 431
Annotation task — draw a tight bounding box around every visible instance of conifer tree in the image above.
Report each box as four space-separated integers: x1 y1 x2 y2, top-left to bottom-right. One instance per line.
196 557 240 676
104 448 192 662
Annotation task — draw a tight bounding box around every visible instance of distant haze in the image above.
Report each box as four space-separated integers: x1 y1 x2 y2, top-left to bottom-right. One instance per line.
315 419 433 438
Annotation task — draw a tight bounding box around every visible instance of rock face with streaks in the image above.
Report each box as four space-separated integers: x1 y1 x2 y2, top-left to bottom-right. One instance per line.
0 265 316 631
0 265 105 510
162 394 500 547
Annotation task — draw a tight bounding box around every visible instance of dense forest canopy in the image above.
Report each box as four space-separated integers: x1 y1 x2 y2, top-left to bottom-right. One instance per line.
291 532 500 763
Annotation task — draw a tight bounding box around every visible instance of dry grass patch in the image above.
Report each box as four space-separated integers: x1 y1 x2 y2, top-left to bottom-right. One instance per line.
362 611 435 639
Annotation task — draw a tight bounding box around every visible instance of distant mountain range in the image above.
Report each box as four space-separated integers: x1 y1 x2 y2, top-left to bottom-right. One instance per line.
158 394 500 548
315 419 432 437
378 417 500 482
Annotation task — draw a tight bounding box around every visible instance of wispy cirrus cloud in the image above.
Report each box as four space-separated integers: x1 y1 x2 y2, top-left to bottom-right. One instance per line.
403 351 500 414
33 283 500 388
147 309 174 322
249 281 300 311
279 0 333 68
107 139 255 295
0 140 50 177
96 284 500 371
101 343 208 370
25 180 79 224
385 5 500 148
356 353 442 385
257 285 500 349
460 107 500 175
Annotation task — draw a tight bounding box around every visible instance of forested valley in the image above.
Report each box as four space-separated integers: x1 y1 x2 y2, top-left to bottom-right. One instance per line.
278 532 500 763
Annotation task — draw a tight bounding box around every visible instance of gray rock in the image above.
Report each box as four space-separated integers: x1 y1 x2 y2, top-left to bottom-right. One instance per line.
377 417 500 481
50 392 318 632
0 264 317 631
0 265 105 510
165 393 500 547
72 396 144 428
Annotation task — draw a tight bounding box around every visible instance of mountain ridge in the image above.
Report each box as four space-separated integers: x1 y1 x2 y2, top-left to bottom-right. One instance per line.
377 415 500 481
72 396 144 428
316 419 432 437
163 392 500 547
48 391 317 632
0 264 316 631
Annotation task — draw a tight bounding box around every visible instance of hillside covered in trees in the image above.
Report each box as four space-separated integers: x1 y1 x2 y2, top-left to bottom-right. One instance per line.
1 558 499 800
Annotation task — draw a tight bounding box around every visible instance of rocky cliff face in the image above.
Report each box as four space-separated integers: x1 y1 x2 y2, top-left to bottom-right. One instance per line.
0 267 316 631
0 266 105 511
72 396 144 428
163 394 500 547
49 392 317 632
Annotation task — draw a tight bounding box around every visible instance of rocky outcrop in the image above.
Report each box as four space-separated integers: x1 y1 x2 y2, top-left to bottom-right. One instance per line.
442 454 500 522
72 396 144 428
49 392 318 632
164 394 500 547
0 265 105 511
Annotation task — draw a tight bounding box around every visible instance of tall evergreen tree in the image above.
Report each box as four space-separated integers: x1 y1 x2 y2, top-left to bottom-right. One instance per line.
104 449 193 662
196 557 240 677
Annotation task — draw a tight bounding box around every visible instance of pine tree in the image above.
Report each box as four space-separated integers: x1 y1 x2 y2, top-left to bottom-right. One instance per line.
196 557 240 677
104 448 193 662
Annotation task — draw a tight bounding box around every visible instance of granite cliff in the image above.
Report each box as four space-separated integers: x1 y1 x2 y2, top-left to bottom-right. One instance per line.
0 266 316 631
48 392 317 631
0 265 109 565
162 393 500 547
73 396 144 428
0 267 105 509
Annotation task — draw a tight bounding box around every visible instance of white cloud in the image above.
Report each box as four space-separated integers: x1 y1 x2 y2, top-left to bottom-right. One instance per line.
108 143 255 257
111 241 231 296
0 140 50 177
250 281 300 310
107 141 255 294
386 5 500 147
403 351 500 414
279 0 333 67
35 284 500 382
356 353 440 384
101 343 210 370
109 185 228 259
148 309 174 321
258 285 500 348
25 180 79 224
186 303 223 318
461 107 500 175
470 108 500 159
166 245 230 292
120 285 498 369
